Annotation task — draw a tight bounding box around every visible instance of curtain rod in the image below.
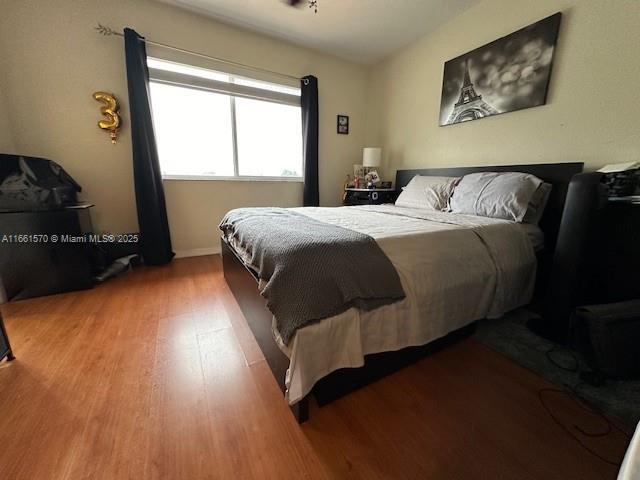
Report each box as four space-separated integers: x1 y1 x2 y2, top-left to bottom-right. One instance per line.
95 23 307 84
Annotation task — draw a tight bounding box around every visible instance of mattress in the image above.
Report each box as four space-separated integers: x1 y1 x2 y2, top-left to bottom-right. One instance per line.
227 204 539 404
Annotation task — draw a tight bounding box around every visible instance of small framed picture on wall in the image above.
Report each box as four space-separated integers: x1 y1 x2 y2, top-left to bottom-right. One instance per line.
337 115 349 134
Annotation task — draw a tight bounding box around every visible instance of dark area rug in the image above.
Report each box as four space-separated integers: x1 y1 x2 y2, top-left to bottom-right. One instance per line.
475 309 640 426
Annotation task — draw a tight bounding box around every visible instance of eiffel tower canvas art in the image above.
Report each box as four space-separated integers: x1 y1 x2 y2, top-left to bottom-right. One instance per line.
446 59 500 124
440 13 561 126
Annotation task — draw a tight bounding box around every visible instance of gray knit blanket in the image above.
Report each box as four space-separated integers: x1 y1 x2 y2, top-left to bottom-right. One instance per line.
219 208 405 345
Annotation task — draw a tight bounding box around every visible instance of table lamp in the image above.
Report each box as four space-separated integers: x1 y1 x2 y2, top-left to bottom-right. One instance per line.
363 147 381 169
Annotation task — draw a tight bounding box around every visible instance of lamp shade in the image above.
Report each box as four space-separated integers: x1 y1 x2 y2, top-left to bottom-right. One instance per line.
362 147 381 167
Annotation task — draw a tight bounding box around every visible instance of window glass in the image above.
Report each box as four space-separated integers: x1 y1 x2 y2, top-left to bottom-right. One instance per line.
149 82 235 177
147 59 302 180
235 97 302 177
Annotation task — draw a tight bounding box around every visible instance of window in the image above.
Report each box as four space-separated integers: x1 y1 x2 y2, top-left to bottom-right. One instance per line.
147 58 303 180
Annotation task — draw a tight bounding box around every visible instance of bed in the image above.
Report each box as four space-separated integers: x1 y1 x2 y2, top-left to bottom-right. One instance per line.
221 162 584 422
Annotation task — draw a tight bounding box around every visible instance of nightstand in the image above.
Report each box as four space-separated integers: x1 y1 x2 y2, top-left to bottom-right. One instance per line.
343 188 397 206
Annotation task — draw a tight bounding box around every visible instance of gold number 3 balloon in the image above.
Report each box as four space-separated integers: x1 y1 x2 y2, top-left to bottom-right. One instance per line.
92 91 121 144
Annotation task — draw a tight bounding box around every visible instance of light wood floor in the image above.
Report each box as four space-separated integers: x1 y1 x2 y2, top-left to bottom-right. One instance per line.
0 256 630 479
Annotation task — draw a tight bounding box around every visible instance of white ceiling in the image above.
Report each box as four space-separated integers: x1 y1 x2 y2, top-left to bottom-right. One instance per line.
157 0 479 64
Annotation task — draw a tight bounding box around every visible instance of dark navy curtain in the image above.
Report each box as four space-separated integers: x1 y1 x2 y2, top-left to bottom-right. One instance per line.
301 75 319 207
124 28 174 265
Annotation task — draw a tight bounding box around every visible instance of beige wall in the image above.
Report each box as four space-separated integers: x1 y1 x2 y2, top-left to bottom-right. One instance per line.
0 0 368 255
365 0 640 179
0 88 17 153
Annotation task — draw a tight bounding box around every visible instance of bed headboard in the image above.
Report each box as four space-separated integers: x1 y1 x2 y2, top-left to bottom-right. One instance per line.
395 162 584 251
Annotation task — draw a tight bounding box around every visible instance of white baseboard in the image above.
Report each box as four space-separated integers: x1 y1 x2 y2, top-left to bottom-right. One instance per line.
174 246 220 258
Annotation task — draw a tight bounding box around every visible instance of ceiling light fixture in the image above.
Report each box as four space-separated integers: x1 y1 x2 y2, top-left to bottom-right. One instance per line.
286 0 318 14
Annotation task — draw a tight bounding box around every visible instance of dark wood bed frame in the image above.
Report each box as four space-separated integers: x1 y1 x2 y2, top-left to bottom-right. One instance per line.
221 162 584 423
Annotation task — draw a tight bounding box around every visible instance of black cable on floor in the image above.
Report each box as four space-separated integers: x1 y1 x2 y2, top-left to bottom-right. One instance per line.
538 346 631 467
537 388 629 467
545 345 579 372
567 382 631 439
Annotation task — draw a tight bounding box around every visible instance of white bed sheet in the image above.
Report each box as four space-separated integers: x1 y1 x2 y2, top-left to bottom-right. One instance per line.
261 205 539 405
519 222 545 252
619 422 640 480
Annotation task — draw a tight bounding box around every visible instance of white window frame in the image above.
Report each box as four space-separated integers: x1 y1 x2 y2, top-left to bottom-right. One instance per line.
147 58 303 182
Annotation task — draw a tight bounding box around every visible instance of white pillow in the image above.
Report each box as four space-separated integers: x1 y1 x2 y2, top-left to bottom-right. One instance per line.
395 175 458 211
449 172 542 222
